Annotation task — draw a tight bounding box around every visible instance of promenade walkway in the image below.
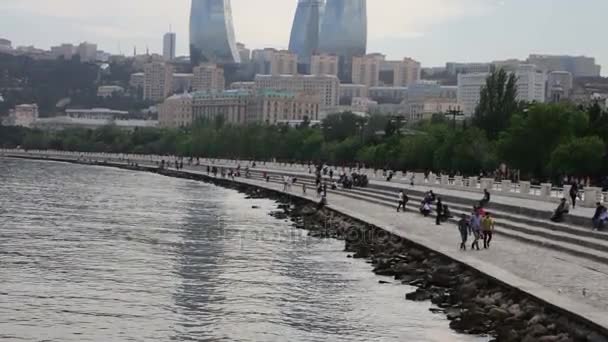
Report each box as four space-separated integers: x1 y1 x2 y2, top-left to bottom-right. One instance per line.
2 151 607 331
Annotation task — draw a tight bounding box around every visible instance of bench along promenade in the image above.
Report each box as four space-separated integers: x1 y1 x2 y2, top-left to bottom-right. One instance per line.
2 149 608 336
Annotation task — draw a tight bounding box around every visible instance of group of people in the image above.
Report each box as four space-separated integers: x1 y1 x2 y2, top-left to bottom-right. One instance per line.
458 208 496 251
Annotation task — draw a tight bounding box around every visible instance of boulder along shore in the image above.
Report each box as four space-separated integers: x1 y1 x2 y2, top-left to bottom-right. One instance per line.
11 159 608 342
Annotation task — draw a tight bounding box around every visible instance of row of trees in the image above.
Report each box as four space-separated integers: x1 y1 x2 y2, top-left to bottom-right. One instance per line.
2 69 608 183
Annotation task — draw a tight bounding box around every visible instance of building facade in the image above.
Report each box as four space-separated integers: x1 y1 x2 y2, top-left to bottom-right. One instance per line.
143 62 174 102
310 54 339 76
97 85 125 98
77 42 97 62
339 84 369 104
547 71 574 103
192 90 254 125
446 62 492 75
381 57 421 87
192 64 225 92
236 42 251 63
254 74 340 108
527 54 601 77
163 32 176 60
289 0 324 67
50 44 75 59
11 104 39 128
352 54 381 88
318 0 367 82
173 73 194 93
159 93 194 128
252 48 298 76
253 90 320 123
190 0 241 65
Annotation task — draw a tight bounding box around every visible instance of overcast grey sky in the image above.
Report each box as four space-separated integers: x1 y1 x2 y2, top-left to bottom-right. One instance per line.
1 0 606 73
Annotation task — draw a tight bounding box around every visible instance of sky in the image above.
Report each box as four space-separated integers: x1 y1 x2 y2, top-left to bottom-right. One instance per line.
1 0 606 73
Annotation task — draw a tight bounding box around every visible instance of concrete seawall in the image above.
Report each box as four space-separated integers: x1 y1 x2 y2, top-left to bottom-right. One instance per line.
3 153 608 341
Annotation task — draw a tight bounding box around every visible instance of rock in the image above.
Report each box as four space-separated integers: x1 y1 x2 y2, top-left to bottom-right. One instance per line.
429 272 453 288
507 304 524 318
398 274 417 284
488 307 510 320
528 323 548 337
405 289 432 301
251 205 260 209
446 308 462 320
347 255 352 258
474 295 495 307
528 314 546 327
408 248 426 260
587 332 608 342
429 308 444 314
538 336 561 342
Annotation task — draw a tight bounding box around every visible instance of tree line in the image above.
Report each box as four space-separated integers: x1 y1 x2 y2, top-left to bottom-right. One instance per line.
2 69 608 183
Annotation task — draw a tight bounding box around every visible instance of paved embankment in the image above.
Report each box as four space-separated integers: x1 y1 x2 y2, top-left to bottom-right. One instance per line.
2 151 608 338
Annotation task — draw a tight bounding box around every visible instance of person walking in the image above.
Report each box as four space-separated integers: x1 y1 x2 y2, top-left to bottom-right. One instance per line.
569 183 579 209
302 183 307 195
435 197 444 226
397 190 409 212
470 212 482 251
458 214 469 251
482 213 495 249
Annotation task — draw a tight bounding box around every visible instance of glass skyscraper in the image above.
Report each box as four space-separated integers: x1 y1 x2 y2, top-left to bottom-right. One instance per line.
318 0 367 82
190 0 241 66
289 0 324 68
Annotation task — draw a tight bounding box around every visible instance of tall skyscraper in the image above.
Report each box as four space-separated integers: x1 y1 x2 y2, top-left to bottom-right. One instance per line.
318 0 367 82
190 0 241 66
163 32 176 61
289 0 324 69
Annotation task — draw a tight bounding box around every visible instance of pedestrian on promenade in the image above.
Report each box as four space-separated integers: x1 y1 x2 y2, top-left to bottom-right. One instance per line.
458 214 469 251
397 190 409 212
551 198 570 223
435 197 444 226
302 183 307 195
283 176 289 192
323 182 328 197
330 169 334 179
482 213 495 249
480 189 491 207
569 183 579 209
317 184 323 198
420 201 432 217
470 212 482 251
592 202 608 231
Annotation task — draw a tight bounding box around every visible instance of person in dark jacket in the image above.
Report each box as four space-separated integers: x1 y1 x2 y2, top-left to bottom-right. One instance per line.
551 198 570 223
592 202 607 231
436 197 444 226
569 183 579 209
480 189 491 207
458 214 469 250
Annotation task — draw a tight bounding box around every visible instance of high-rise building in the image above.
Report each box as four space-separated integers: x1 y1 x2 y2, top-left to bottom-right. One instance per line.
77 42 97 62
527 54 601 77
236 42 251 63
143 62 174 102
192 63 225 92
254 74 340 108
318 0 367 82
289 0 324 67
310 54 339 76
445 62 492 76
458 64 546 115
381 57 421 87
50 44 76 60
352 54 382 88
252 49 298 76
159 93 194 128
163 32 176 60
190 0 240 65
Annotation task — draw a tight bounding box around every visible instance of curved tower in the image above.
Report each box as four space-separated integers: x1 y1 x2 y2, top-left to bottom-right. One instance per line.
318 0 367 82
190 0 241 66
289 0 324 68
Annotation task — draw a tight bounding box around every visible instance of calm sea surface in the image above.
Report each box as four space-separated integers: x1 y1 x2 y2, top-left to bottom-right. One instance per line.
0 158 486 342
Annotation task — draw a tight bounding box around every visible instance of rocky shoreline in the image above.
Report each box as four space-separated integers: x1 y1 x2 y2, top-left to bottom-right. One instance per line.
10 159 608 342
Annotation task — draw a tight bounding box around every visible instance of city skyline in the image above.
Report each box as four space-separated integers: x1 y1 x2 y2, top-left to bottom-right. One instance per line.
1 0 607 74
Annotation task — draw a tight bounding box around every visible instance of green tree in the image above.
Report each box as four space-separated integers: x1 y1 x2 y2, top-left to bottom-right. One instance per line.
473 69 519 140
550 136 605 177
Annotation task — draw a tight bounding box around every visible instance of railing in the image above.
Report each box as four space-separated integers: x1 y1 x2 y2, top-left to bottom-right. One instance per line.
2 148 606 208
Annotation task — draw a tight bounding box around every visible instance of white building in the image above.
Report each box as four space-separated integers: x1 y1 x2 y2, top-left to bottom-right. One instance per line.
163 32 176 61
458 64 546 115
352 54 382 88
143 62 174 102
446 62 492 75
50 44 75 60
547 71 574 103
192 64 225 93
310 54 339 76
251 48 298 76
77 42 97 62
11 104 39 128
159 93 193 128
97 85 125 98
236 42 251 63
254 74 340 108
381 57 421 87
66 108 129 120
527 54 601 77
